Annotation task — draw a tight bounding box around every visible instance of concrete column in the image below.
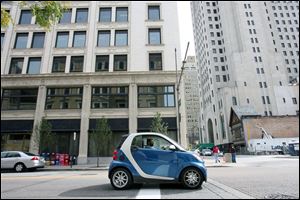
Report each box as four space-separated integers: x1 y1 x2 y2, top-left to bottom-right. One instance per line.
77 84 91 164
129 83 137 133
85 1 97 73
29 85 47 154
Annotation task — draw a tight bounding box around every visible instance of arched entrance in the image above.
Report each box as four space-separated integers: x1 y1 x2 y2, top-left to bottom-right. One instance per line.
207 119 214 144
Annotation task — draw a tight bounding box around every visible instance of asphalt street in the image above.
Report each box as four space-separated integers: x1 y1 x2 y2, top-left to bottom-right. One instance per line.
1 155 299 199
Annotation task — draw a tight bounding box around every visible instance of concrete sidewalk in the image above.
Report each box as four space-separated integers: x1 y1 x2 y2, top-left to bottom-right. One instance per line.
40 156 237 171
41 164 109 171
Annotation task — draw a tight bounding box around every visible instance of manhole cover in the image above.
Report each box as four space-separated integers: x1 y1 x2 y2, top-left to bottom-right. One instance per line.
264 193 298 199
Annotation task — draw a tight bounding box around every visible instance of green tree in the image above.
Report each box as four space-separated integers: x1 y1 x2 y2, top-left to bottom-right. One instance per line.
90 118 112 167
1 1 68 31
150 112 168 135
34 118 53 154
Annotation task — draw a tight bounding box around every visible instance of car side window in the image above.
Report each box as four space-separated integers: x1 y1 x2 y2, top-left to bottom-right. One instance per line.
1 152 8 158
131 135 143 149
142 136 174 151
7 152 21 158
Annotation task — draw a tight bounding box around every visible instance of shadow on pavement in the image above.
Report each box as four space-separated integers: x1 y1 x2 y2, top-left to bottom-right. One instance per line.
59 184 142 198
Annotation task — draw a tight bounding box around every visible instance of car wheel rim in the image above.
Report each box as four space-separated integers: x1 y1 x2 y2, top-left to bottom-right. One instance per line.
112 171 128 188
16 164 23 172
184 169 200 187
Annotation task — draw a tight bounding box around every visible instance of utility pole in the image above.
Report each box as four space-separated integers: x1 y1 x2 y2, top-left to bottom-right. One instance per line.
175 42 190 145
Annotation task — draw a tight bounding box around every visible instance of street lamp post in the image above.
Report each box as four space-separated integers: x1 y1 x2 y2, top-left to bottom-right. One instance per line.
175 42 190 145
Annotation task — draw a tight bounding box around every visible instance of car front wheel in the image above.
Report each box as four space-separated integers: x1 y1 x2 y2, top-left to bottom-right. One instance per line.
181 167 203 189
110 168 133 190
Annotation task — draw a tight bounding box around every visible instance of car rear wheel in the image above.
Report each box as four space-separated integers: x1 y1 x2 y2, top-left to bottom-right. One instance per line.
14 163 26 172
110 168 133 190
181 167 203 189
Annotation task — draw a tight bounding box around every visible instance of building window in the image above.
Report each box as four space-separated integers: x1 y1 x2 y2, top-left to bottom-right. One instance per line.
266 96 271 104
27 57 41 74
116 7 128 22
55 32 69 48
73 31 86 48
149 53 162 70
262 96 266 104
45 87 83 109
138 86 175 108
91 86 129 108
148 5 160 21
114 55 127 71
19 10 32 24
9 58 24 74
95 55 109 71
232 96 237 105
59 9 72 24
1 88 38 110
99 7 111 22
31 32 45 48
70 56 84 72
14 33 28 49
292 98 297 104
115 30 128 46
52 56 66 73
97 30 110 47
148 28 161 45
75 8 88 23
1 33 4 49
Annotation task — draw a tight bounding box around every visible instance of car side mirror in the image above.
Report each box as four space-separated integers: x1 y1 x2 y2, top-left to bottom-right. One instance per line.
169 145 176 151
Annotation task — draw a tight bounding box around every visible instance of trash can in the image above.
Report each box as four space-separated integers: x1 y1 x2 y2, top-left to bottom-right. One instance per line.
223 153 232 163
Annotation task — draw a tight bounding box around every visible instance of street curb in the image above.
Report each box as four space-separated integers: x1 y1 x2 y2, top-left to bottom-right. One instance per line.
39 166 109 171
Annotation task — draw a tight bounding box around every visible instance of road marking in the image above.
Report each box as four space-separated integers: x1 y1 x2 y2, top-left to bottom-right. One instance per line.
207 178 255 199
136 185 161 199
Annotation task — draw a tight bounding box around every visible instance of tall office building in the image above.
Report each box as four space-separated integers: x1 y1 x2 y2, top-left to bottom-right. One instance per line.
183 56 201 146
1 1 184 164
191 1 299 146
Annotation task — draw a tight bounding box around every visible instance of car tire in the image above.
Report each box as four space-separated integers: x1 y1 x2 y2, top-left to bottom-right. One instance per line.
110 168 133 190
181 167 203 189
14 163 26 172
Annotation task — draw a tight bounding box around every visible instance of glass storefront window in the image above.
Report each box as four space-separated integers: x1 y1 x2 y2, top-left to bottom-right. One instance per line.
91 86 128 109
45 87 83 109
1 88 38 110
138 86 175 108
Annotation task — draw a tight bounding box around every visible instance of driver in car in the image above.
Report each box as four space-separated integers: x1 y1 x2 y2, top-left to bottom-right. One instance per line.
145 138 156 149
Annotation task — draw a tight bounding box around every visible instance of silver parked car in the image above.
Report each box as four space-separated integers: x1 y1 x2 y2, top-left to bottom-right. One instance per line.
1 151 45 172
201 149 212 156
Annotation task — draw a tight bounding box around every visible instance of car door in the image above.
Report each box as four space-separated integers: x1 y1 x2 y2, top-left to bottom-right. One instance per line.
5 152 21 169
1 152 9 169
131 135 178 178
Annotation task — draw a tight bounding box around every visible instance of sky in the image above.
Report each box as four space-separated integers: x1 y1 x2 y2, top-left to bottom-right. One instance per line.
177 1 195 59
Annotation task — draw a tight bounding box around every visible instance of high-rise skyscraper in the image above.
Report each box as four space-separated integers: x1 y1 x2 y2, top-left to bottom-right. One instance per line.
1 1 184 164
191 1 299 146
183 56 201 146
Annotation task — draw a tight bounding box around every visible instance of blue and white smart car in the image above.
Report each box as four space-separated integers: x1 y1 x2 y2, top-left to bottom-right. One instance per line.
108 132 207 190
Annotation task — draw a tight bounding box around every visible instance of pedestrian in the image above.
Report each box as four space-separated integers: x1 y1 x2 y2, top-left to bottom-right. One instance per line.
231 145 236 163
212 145 220 163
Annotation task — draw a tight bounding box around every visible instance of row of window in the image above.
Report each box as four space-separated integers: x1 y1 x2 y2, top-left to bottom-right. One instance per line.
4 27 162 50
8 52 163 74
1 86 175 110
15 5 161 25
